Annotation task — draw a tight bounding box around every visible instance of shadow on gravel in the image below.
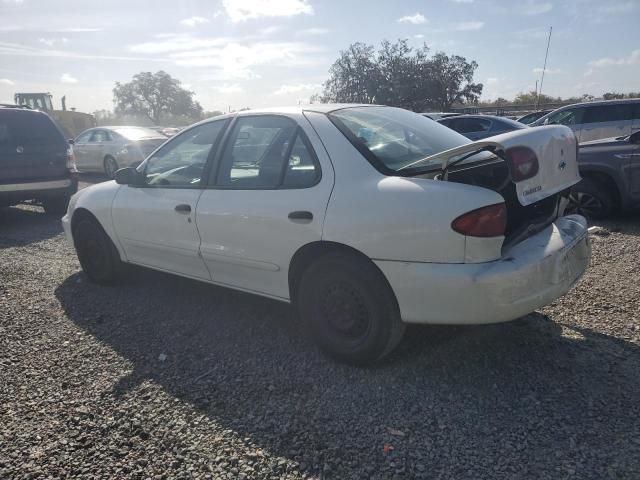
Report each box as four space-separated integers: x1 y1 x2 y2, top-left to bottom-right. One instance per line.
55 269 640 478
0 205 63 248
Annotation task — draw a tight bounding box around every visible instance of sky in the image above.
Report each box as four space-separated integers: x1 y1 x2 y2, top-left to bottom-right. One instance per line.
0 0 639 114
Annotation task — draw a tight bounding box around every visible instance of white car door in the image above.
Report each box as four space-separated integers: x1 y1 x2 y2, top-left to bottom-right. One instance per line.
195 114 334 300
111 119 229 280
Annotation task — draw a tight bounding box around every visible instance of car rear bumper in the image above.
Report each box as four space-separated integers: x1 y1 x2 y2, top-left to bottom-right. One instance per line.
375 215 590 325
0 176 78 204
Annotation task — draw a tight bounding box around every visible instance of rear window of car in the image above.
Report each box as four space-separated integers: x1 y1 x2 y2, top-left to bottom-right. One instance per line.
114 127 164 140
329 106 474 173
0 110 66 146
452 117 491 133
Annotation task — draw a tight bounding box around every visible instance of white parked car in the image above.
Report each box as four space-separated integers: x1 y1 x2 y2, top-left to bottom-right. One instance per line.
62 105 590 364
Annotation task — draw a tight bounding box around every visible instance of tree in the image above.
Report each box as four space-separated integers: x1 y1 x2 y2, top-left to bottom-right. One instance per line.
602 92 625 100
113 71 202 125
426 52 483 110
319 39 482 111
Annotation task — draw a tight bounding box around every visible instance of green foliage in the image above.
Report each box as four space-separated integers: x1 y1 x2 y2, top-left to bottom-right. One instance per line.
320 39 483 111
113 71 203 125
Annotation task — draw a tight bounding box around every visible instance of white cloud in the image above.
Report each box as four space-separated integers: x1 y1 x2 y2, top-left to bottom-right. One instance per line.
60 73 78 84
38 37 69 47
523 1 553 15
0 78 15 85
533 67 561 74
588 49 640 68
273 83 321 95
598 2 636 14
454 21 484 31
223 0 313 22
486 77 499 85
297 27 329 35
180 16 209 27
51 27 102 32
397 13 427 24
216 84 243 94
414 34 425 39
130 35 231 54
0 40 164 62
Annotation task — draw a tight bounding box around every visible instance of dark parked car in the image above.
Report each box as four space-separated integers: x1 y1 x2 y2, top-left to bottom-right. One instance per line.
0 105 77 215
438 114 526 140
567 131 640 219
517 110 552 125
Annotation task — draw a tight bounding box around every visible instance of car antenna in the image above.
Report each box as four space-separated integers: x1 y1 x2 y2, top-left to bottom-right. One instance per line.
535 26 553 111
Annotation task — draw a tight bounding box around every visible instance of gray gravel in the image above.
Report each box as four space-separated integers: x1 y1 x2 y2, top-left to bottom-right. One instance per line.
1 181 639 479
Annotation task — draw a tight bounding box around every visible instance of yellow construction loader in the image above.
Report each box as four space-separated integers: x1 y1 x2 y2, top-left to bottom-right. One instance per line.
14 92 96 139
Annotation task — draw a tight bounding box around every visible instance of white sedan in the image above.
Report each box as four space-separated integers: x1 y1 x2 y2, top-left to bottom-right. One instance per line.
62 105 590 364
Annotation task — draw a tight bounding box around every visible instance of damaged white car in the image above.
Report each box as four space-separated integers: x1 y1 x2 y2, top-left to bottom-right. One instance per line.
62 105 590 364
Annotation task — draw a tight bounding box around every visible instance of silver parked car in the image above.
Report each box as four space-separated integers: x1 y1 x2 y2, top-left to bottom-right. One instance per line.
73 126 167 178
532 98 640 143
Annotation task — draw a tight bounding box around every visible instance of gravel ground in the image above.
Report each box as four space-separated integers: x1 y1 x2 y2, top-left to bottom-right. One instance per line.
1 179 639 479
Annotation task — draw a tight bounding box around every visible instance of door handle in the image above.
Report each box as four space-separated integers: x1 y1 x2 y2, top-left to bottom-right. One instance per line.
288 210 313 221
175 204 191 214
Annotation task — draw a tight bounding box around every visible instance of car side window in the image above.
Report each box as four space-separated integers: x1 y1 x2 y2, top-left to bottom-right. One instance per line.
142 120 228 188
76 131 92 143
215 115 320 189
583 104 632 124
546 108 584 126
90 130 108 143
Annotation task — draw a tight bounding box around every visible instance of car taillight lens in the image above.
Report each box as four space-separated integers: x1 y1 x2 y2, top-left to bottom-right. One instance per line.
66 146 77 172
506 146 539 182
451 203 507 237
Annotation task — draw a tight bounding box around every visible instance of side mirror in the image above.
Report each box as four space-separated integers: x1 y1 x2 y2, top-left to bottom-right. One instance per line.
68 139 75 145
630 131 640 145
114 167 142 186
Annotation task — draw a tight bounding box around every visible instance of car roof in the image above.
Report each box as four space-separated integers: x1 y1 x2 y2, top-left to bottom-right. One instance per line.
555 98 640 110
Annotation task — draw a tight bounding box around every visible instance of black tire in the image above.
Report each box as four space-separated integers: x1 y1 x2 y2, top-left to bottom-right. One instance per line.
104 156 119 179
72 215 124 285
297 252 406 365
42 196 70 216
567 178 614 220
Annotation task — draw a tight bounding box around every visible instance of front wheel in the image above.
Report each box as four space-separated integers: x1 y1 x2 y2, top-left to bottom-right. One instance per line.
566 178 614 220
72 216 124 284
297 252 405 365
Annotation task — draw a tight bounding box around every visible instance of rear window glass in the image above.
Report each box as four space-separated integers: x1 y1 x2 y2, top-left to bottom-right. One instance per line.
453 117 491 133
0 111 65 146
329 106 472 173
114 127 164 140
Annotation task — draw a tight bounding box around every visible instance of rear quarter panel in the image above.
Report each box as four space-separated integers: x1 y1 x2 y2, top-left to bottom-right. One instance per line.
304 111 505 263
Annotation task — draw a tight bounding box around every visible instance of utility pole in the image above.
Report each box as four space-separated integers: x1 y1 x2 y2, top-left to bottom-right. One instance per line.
536 26 552 111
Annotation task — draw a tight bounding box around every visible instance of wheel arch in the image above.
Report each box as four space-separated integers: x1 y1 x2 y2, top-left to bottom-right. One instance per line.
71 207 125 261
288 240 398 307
579 167 622 210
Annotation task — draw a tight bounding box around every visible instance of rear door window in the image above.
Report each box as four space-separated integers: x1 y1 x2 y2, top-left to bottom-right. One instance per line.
546 107 585 126
583 104 632 124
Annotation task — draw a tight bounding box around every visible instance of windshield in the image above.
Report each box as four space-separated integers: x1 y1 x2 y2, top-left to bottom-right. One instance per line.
329 106 478 172
115 127 165 140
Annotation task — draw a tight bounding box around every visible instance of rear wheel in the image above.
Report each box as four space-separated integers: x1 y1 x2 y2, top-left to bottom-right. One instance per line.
42 196 70 216
72 215 124 284
566 178 614 220
297 252 405 365
104 156 119 179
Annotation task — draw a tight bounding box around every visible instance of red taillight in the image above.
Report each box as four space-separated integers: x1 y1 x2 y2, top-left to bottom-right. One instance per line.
451 203 507 237
507 146 539 182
